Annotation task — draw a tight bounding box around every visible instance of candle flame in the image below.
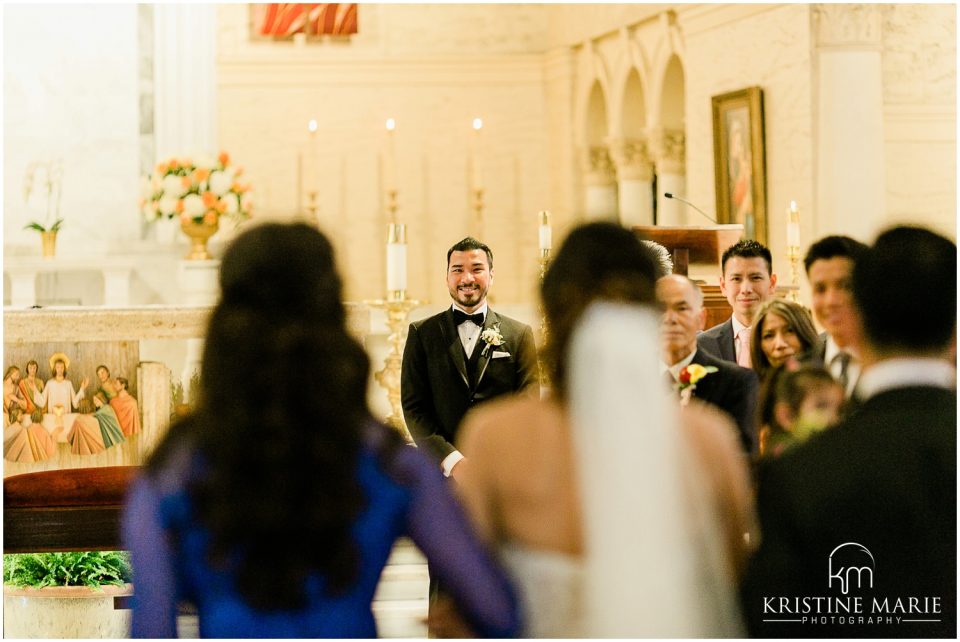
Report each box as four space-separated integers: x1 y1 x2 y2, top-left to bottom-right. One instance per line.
386 118 396 131
472 118 483 131
307 119 318 133
790 200 798 211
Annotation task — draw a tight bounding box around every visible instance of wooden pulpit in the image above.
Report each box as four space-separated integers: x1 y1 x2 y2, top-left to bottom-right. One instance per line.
634 225 745 329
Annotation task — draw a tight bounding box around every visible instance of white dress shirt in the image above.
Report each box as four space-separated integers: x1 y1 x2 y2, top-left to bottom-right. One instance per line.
856 358 956 401
824 335 861 398
442 302 489 477
662 349 697 381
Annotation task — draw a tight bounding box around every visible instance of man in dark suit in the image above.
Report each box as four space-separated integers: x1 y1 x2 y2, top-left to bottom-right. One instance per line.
401 237 538 481
741 226 956 638
657 274 759 455
801 235 870 399
698 239 777 367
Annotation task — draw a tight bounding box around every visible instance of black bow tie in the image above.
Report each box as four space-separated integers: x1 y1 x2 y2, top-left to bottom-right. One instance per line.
453 309 485 326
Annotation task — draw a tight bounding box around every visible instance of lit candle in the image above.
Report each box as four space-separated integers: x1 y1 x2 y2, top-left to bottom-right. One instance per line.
386 223 407 293
470 117 483 190
306 118 318 191
787 200 801 248
383 118 397 193
538 210 552 251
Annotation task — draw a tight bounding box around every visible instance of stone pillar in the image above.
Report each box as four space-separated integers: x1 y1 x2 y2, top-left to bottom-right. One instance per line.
138 361 172 461
153 4 217 159
813 4 885 241
177 259 220 401
608 137 655 227
652 128 687 226
582 146 619 221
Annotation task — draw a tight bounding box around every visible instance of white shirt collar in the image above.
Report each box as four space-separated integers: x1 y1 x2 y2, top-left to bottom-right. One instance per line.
824 334 860 364
662 349 697 380
450 301 488 320
857 358 956 400
730 314 750 339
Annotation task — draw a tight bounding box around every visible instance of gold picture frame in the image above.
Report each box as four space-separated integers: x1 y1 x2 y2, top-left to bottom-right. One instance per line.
711 86 767 245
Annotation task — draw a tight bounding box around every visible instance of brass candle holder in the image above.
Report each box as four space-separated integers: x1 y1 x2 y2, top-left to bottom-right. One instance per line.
366 290 421 442
305 189 319 225
787 245 801 303
385 188 398 224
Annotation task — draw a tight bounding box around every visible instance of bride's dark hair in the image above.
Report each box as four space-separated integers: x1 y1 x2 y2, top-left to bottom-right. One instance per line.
147 223 371 610
541 222 660 399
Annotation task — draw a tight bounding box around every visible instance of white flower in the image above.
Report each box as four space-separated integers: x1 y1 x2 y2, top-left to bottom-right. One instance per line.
141 201 158 221
150 174 162 192
481 326 504 346
183 193 205 218
208 170 231 197
158 195 178 218
224 192 239 215
162 174 185 198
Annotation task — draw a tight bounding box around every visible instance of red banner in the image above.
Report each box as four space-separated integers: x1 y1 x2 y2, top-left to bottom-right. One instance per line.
254 3 357 37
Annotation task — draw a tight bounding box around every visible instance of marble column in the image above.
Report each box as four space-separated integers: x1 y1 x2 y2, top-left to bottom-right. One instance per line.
582 146 619 221
153 4 217 159
813 5 885 241
652 128 687 226
608 137 655 227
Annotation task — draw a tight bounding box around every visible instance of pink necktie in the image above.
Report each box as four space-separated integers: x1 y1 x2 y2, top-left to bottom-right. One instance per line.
737 327 752 368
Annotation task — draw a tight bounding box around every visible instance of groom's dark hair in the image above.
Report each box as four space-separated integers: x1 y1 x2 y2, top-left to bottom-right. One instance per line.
447 237 493 269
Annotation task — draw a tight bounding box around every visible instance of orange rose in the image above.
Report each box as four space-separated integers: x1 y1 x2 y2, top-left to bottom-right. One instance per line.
179 212 190 223
218 151 230 166
201 191 217 208
169 159 179 170
156 163 168 175
175 200 185 213
194 168 210 182
203 211 218 225
180 176 192 190
215 199 227 213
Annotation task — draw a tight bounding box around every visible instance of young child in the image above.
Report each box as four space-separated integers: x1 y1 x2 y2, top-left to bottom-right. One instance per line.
757 362 845 458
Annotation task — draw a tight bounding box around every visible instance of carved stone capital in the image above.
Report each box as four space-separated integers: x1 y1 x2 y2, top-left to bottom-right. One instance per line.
814 4 882 49
651 128 686 175
606 137 654 182
582 146 617 186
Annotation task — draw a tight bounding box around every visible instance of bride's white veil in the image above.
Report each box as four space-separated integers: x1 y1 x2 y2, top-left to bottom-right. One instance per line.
568 301 743 637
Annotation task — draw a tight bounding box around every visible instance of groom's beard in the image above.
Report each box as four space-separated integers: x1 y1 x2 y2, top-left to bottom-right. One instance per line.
450 283 488 309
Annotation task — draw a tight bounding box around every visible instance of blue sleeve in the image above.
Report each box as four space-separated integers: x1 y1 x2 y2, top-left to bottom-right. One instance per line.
396 447 521 637
122 475 180 638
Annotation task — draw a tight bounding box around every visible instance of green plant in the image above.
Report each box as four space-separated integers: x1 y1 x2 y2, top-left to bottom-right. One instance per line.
3 551 131 590
23 219 64 233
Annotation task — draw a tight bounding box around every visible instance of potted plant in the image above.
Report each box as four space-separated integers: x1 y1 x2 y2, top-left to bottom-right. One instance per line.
22 160 64 258
3 551 133 638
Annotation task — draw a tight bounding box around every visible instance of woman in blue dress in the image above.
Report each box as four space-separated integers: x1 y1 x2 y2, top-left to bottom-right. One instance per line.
122 223 519 638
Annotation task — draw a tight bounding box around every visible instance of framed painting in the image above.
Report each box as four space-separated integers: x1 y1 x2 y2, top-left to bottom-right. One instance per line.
711 87 767 245
250 3 358 39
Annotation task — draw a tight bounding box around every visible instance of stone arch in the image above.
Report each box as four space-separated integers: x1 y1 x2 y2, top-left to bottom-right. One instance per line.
586 81 609 146
659 53 685 132
621 68 647 139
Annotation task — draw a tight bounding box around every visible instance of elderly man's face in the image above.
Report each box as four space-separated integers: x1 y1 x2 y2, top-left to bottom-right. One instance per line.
656 276 706 360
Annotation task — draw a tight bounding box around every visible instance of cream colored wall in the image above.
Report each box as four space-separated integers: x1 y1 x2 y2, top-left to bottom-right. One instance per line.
216 4 551 306
881 4 956 239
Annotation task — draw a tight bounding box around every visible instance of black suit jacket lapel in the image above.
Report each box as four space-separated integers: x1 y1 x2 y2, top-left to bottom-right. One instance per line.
720 319 736 362
472 310 499 391
444 310 470 388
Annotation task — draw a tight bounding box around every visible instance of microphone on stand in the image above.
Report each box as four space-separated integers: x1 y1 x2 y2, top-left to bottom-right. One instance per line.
664 192 716 224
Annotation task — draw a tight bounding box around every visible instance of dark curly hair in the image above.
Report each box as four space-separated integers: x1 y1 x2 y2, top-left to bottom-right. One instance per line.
541 222 660 399
147 223 372 610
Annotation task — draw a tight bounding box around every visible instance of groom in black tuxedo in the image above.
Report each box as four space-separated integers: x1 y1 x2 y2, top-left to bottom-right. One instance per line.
741 226 956 638
401 237 538 481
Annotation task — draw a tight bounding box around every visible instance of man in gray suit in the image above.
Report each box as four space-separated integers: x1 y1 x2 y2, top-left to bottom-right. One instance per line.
698 239 777 368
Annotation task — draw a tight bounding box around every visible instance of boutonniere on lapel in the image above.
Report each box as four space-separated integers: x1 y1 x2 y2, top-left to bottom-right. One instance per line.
479 324 504 357
676 364 718 407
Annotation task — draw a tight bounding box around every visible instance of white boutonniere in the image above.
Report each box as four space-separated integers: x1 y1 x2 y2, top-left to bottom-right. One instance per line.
480 324 504 357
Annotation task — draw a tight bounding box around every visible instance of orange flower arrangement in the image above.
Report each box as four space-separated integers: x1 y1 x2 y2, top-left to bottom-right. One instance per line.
140 152 252 226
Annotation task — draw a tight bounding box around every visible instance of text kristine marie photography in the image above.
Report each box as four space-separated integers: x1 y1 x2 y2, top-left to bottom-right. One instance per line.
760 543 945 628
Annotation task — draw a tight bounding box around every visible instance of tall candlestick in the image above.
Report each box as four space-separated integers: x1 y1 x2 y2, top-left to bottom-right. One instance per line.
470 117 483 190
383 118 397 194
538 210 552 252
306 118 318 185
386 223 407 295
787 200 801 248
